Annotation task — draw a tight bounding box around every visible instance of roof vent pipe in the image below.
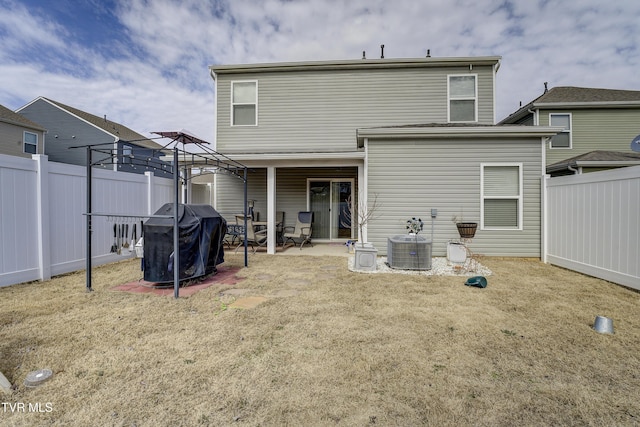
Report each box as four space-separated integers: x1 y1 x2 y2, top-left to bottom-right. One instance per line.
426 49 431 58
544 82 548 93
362 51 366 60
380 44 384 59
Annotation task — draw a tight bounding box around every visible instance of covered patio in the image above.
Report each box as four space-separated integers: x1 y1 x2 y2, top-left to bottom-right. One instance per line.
184 153 365 255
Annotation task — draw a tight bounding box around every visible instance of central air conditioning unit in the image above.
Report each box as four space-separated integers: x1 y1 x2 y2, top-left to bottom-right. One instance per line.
387 235 432 270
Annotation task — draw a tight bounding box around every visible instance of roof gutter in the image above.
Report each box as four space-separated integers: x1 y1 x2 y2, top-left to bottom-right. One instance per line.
357 125 562 146
533 101 640 109
210 56 502 74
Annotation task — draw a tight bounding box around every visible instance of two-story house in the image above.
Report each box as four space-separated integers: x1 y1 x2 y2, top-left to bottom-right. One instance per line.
207 56 559 257
16 97 172 177
0 104 46 158
499 86 640 176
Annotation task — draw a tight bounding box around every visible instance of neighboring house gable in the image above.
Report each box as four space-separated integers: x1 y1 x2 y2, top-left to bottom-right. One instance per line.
16 97 171 177
0 104 46 158
499 86 640 167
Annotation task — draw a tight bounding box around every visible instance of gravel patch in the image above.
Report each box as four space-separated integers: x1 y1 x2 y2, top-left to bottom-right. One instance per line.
348 256 492 277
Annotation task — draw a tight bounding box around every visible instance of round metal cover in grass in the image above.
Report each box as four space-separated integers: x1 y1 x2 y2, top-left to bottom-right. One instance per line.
24 369 53 387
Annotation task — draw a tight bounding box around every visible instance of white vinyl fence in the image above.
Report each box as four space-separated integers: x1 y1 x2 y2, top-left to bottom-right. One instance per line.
0 154 173 287
545 165 640 290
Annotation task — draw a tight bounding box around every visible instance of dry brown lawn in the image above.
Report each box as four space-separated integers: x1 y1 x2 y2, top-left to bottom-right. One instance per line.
1 253 639 426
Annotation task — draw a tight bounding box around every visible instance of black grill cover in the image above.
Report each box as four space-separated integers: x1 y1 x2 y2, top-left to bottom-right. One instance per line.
143 203 227 283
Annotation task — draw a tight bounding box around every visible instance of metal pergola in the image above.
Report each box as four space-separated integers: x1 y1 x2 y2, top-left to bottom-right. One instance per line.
77 130 248 298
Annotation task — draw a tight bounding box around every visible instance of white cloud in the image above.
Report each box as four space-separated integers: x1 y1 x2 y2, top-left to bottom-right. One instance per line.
1 0 639 143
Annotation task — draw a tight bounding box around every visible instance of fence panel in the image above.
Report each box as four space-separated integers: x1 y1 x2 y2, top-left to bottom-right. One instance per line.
0 155 39 286
546 166 640 289
0 154 174 287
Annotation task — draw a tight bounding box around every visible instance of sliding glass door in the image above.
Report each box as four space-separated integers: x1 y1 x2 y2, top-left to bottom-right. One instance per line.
308 179 353 240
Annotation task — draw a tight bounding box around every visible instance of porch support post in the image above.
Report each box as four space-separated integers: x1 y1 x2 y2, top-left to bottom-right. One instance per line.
266 166 276 254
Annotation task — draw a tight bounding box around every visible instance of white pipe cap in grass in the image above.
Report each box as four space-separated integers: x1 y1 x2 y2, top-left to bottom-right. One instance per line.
24 369 53 388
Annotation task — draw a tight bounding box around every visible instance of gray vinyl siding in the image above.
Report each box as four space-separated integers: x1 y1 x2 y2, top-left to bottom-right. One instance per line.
539 108 640 165
366 138 543 257
215 167 358 231
216 66 495 153
17 100 172 176
19 100 113 166
0 123 45 158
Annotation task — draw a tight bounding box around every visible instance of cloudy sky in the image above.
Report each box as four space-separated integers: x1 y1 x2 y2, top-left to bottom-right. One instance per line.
1 0 639 143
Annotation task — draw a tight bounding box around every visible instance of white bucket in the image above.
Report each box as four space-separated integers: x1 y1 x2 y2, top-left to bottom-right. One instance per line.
447 242 467 264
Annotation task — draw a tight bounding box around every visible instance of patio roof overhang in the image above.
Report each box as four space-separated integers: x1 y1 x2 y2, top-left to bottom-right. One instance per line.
356 125 563 147
173 150 365 168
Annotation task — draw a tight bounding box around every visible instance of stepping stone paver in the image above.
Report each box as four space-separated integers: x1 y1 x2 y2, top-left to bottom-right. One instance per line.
220 288 252 296
229 296 269 309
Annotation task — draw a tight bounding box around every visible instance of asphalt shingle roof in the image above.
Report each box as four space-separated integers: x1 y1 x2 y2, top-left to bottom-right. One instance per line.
0 104 46 131
43 98 162 150
547 150 640 173
500 86 640 124
535 86 640 103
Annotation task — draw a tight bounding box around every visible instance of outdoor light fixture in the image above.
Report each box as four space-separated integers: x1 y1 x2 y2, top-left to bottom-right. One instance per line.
248 199 255 220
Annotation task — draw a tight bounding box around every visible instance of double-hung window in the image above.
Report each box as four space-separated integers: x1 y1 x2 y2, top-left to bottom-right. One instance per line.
24 131 37 154
448 74 477 122
481 163 522 230
549 113 571 148
231 81 257 126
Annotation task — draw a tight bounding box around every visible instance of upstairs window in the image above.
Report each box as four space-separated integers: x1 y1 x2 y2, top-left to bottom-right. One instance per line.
549 113 571 148
448 75 477 122
24 131 37 154
231 81 257 126
481 163 522 230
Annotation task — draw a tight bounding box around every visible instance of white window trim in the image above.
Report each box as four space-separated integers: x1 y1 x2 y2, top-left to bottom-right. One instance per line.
23 131 37 154
480 162 523 231
231 80 258 127
447 74 478 123
549 113 572 149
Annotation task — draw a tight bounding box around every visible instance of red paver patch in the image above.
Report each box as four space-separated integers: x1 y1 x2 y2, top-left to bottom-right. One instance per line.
112 266 243 297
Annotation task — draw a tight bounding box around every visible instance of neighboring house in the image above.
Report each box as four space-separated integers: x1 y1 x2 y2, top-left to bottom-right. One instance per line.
546 150 640 176
0 103 46 158
499 86 640 170
16 97 171 177
206 56 559 257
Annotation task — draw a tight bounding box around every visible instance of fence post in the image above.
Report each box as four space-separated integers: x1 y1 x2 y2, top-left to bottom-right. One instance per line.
541 174 550 264
33 154 51 281
145 171 155 216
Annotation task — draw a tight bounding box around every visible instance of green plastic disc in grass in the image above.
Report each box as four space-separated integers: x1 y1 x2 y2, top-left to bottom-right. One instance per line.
465 276 487 288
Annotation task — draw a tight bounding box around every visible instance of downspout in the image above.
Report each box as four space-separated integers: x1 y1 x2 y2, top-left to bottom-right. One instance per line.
492 62 499 124
361 137 369 244
541 137 549 264
209 68 218 152
567 162 579 174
